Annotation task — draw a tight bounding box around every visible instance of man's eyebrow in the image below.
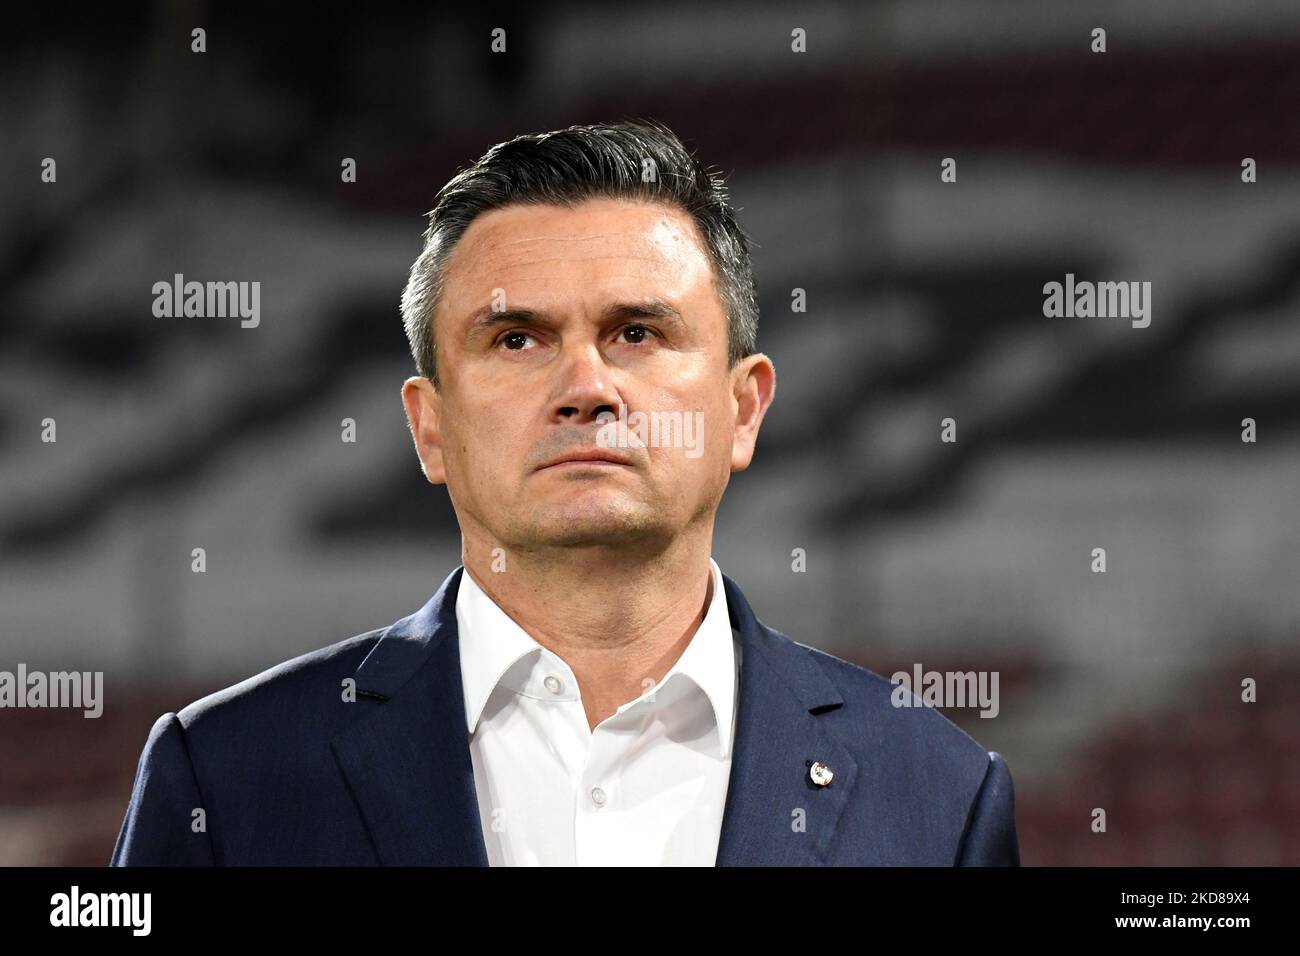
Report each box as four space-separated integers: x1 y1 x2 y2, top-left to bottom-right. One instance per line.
464 300 685 336
604 300 683 323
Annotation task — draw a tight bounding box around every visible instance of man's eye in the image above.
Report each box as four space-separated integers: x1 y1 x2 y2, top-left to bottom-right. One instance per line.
619 324 656 344
500 330 535 350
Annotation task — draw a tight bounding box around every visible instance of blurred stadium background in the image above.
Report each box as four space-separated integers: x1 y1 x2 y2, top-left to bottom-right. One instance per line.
1 0 1297 865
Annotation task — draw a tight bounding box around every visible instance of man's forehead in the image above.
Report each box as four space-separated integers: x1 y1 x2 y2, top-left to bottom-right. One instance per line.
447 199 711 280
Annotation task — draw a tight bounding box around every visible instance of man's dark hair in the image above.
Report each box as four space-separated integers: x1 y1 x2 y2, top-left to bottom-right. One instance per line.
400 119 759 388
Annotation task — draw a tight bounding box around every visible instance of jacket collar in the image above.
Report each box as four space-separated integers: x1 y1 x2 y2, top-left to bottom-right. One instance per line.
330 565 860 865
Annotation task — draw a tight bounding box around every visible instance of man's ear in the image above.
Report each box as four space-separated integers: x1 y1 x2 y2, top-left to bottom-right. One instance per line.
729 353 776 473
401 376 447 485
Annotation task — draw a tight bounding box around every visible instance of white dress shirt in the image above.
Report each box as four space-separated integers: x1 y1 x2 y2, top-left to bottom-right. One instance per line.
456 557 741 866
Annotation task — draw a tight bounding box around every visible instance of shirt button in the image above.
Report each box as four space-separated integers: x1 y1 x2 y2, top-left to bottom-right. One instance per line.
543 674 564 695
590 786 607 807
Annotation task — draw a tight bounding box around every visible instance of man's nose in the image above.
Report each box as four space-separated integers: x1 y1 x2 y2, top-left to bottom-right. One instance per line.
549 342 622 425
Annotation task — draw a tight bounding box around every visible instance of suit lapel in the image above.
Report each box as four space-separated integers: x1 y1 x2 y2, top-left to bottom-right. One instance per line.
330 565 862 866
330 566 489 866
714 573 861 865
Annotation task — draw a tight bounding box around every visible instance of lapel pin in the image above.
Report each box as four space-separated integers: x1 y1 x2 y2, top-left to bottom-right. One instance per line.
808 760 834 787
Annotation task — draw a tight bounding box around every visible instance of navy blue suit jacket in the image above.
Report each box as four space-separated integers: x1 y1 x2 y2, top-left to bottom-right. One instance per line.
111 566 1020 866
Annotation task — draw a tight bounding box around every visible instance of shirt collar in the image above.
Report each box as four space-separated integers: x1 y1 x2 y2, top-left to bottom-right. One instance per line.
456 557 738 759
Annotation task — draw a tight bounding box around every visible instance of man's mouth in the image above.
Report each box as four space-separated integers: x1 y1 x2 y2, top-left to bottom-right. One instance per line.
538 448 634 470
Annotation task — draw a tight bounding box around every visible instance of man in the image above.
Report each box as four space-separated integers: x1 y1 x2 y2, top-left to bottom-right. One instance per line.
112 121 1019 866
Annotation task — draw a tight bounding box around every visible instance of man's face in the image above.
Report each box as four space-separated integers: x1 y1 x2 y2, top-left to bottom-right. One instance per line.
402 197 774 557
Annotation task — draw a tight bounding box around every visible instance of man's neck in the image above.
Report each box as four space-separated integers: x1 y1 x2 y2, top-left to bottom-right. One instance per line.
460 534 715 732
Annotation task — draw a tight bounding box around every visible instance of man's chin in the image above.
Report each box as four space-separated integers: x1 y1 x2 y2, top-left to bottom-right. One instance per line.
517 506 671 550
